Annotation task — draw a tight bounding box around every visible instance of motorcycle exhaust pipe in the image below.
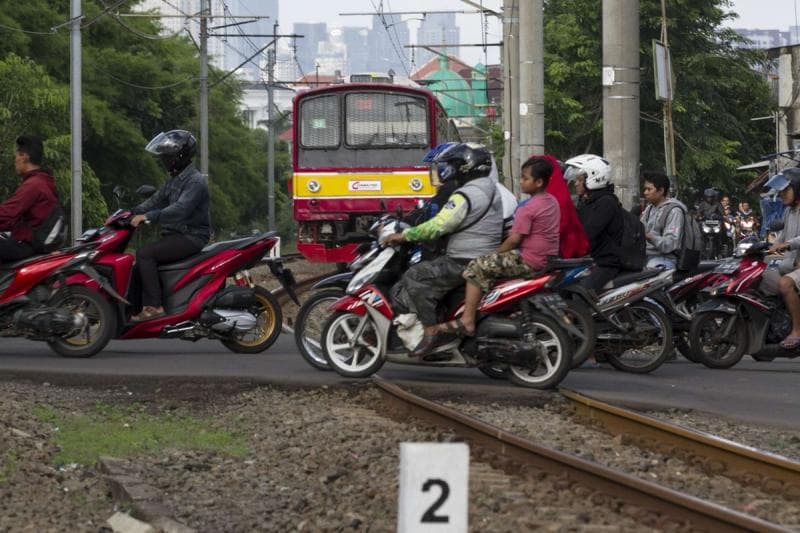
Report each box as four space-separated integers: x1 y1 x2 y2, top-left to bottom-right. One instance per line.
160 321 196 338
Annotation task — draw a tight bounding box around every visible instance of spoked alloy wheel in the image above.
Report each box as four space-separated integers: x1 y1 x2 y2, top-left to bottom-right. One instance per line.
506 313 573 389
322 311 385 378
47 286 116 358
293 289 344 371
221 287 282 354
689 312 747 369
601 301 672 374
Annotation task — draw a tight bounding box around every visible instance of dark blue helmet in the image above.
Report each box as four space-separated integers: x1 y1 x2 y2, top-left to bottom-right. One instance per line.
432 142 492 184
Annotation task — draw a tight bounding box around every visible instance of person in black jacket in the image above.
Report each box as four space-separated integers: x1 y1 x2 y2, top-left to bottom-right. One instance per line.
129 130 210 321
564 154 627 292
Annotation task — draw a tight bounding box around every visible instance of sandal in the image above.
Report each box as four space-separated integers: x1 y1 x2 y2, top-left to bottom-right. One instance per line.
780 335 800 350
437 318 475 337
130 306 165 322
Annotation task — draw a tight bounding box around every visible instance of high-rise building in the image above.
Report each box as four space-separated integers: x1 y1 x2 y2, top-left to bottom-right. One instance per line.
292 22 328 78
414 13 459 67
221 0 279 82
341 26 370 75
367 14 410 76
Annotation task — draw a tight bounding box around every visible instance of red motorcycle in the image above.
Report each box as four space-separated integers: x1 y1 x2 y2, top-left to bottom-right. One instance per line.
65 208 297 357
319 216 574 390
0 243 120 357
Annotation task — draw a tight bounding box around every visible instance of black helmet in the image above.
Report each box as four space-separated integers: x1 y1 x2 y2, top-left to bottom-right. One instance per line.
432 142 492 183
703 187 718 200
145 130 197 176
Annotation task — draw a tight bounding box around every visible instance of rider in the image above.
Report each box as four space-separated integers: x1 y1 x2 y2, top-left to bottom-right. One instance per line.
697 188 725 220
565 154 628 291
761 169 800 349
129 130 211 322
641 171 687 269
0 135 60 263
384 142 504 358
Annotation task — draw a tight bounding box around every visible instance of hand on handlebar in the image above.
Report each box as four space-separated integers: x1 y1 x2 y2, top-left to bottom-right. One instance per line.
130 214 149 227
769 242 789 254
382 232 405 246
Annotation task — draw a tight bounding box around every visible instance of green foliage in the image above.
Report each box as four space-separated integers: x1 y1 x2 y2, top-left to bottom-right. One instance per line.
543 0 774 201
34 402 248 466
0 0 289 239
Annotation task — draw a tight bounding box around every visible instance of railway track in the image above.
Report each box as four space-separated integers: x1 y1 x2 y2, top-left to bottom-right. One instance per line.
374 376 793 532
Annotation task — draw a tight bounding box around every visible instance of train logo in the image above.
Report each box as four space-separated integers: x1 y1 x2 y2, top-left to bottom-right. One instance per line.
348 180 382 192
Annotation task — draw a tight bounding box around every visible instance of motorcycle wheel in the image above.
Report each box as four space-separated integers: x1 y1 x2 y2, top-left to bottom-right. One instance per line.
478 364 508 379
47 286 117 358
674 332 702 363
689 312 748 369
322 311 385 378
601 301 672 374
221 286 283 354
506 313 573 390
293 288 344 371
565 298 597 369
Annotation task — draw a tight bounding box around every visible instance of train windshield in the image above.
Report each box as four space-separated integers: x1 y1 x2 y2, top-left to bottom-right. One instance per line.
297 90 430 169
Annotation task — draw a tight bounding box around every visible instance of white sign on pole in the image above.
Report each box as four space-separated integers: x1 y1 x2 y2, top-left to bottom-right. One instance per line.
653 40 673 101
398 443 469 533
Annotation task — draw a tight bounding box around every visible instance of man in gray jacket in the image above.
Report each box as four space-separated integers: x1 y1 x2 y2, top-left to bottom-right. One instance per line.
384 143 503 358
129 130 211 321
640 171 686 269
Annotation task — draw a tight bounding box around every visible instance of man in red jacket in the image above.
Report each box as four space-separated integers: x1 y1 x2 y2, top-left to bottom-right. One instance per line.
0 135 59 262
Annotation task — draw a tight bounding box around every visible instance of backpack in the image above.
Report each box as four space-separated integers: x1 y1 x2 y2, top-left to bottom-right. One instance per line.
31 202 68 253
617 202 647 271
659 203 702 272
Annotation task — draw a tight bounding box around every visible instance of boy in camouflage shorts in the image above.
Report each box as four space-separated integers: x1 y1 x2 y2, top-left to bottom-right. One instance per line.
437 156 561 336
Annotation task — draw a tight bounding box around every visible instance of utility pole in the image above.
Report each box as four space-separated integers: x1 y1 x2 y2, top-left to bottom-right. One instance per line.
199 0 210 177
70 0 82 241
518 0 545 160
602 0 640 209
659 0 677 195
267 33 276 232
502 0 520 195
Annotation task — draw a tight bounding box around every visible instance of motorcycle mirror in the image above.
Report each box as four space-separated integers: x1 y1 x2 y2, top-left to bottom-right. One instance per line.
112 185 125 198
136 185 157 198
769 220 785 232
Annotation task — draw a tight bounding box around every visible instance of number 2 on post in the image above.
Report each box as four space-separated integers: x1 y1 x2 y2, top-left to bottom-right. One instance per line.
421 478 450 523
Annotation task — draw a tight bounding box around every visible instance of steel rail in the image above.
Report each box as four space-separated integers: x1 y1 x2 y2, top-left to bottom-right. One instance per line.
561 388 800 499
374 377 789 532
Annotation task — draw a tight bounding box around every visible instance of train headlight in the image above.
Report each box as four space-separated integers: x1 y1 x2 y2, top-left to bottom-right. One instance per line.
307 180 320 193
409 178 423 191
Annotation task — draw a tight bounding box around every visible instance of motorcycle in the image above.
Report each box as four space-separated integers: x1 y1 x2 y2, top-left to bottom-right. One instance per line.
319 216 575 389
688 229 800 368
0 244 119 357
67 206 297 354
701 218 723 259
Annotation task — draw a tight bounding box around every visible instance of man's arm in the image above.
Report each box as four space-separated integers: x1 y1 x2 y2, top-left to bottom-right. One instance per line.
131 186 167 216
401 193 469 242
496 232 522 253
647 206 683 254
146 178 207 225
583 196 617 247
0 181 38 230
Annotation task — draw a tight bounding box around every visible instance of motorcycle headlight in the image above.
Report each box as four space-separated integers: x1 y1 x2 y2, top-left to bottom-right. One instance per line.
713 226 721 233
703 226 711 233
709 280 731 296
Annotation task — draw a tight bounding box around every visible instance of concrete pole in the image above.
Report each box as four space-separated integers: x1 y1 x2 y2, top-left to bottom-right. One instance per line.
199 0 209 177
267 47 276 232
501 0 512 186
509 1 521 195
602 0 640 209
70 0 82 241
519 0 545 159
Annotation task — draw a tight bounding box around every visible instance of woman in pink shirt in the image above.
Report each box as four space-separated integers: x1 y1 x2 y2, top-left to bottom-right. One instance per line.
437 156 560 337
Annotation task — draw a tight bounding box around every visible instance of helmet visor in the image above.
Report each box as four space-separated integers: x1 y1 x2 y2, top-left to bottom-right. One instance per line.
765 173 791 193
145 132 169 155
563 166 586 183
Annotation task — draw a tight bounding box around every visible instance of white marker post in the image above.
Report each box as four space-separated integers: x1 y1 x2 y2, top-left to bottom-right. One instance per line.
398 443 469 533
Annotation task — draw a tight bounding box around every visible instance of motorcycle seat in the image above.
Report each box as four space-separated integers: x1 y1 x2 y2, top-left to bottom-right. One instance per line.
158 232 278 272
695 260 721 273
545 256 594 271
603 268 661 289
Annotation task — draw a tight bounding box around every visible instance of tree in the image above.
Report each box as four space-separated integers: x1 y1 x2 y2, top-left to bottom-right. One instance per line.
543 0 774 200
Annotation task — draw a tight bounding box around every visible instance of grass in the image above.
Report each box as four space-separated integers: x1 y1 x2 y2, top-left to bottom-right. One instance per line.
33 402 248 466
0 451 18 485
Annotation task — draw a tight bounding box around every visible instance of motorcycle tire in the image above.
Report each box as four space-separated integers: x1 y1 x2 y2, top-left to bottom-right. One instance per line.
689 311 748 369
602 301 672 374
506 313 573 390
674 332 702 363
293 288 344 371
565 298 597 369
47 286 117 358
322 311 385 378
221 286 283 354
478 364 508 380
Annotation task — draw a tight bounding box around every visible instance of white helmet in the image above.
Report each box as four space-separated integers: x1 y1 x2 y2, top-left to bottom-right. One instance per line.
564 154 611 190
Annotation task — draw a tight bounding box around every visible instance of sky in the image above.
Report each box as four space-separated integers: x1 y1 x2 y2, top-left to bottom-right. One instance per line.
277 1 794 67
